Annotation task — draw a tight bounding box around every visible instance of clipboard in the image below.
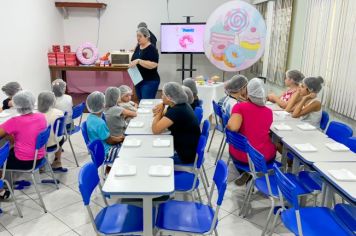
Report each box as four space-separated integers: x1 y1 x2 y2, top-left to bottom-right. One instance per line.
127 67 143 85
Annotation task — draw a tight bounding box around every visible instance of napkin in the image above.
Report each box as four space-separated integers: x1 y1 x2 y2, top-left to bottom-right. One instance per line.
148 165 172 177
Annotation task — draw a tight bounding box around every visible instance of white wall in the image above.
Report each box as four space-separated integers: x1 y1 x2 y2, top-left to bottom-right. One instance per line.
62 0 251 85
0 0 64 100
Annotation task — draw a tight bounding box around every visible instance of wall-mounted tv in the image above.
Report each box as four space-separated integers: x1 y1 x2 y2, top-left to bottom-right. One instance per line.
160 23 206 54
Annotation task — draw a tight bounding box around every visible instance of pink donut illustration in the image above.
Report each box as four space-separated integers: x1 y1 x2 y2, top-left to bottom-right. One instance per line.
76 42 99 65
179 35 194 49
212 43 228 61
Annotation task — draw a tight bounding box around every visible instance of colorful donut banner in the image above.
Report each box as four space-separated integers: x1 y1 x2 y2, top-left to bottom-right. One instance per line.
76 42 99 65
204 0 266 72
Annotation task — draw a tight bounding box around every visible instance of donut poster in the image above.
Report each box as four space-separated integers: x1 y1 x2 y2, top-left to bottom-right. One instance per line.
204 0 266 72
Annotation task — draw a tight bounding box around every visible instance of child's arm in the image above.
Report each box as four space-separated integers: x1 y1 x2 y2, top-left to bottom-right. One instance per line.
292 93 321 118
122 109 137 118
106 134 125 145
285 91 301 113
268 93 288 109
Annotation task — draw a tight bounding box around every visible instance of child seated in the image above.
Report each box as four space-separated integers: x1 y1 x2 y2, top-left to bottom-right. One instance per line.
52 79 73 129
118 85 138 112
86 91 125 164
183 78 200 110
1 82 21 112
104 87 136 136
285 76 324 127
268 70 304 109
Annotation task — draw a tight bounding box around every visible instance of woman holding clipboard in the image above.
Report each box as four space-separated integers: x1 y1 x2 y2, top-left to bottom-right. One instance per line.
129 27 160 100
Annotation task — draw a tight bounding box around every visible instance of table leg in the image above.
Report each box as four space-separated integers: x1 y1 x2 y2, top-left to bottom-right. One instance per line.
322 183 333 208
143 197 153 236
291 156 300 174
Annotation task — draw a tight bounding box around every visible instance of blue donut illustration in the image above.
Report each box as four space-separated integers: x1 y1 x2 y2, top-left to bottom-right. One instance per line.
224 44 246 68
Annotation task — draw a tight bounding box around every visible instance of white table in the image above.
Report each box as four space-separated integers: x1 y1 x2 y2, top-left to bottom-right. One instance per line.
271 121 326 139
313 162 356 206
102 158 174 236
272 110 299 122
139 99 162 108
196 82 225 121
119 135 174 158
266 102 284 111
125 116 170 135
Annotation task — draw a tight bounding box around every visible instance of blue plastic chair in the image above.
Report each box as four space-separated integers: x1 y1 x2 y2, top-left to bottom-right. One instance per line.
78 162 143 235
244 145 313 235
198 99 203 107
66 102 86 167
87 139 108 181
201 119 210 138
320 110 329 131
0 142 23 217
81 121 90 149
334 204 356 233
174 135 209 200
326 121 353 145
270 165 353 236
7 126 58 213
346 137 356 153
155 160 228 236
207 101 224 153
194 106 203 125
47 114 67 154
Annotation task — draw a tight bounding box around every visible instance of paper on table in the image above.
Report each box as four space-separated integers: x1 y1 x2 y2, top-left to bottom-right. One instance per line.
153 139 171 147
123 139 142 147
274 123 292 131
148 165 172 177
115 164 137 177
141 101 153 105
328 169 356 181
137 108 151 114
127 67 143 86
294 143 318 152
128 121 144 128
325 142 350 152
297 123 317 131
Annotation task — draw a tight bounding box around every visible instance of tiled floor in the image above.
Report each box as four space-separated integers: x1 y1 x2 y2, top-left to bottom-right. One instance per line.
0 114 293 236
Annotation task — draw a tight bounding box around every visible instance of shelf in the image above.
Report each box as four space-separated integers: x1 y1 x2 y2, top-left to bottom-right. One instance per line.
55 2 107 9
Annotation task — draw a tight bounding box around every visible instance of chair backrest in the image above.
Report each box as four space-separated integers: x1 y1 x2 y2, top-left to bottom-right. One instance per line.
53 115 66 138
194 106 203 124
81 121 90 146
195 135 207 169
72 102 85 121
225 129 249 153
346 137 356 153
101 113 106 122
273 164 299 209
198 99 203 107
88 140 105 168
320 111 329 131
212 100 223 122
326 121 353 144
247 145 268 174
0 141 10 170
36 126 52 150
201 119 210 138
213 160 228 206
78 162 100 205
222 112 230 130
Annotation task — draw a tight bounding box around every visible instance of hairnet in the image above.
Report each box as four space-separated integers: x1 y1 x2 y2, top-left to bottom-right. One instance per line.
247 78 266 106
38 91 56 113
163 82 188 105
119 85 132 97
105 87 121 108
52 79 67 97
2 82 21 97
224 75 248 94
137 27 150 38
303 76 324 93
12 90 35 114
182 85 194 104
86 91 105 114
286 70 304 84
137 22 148 28
182 78 198 96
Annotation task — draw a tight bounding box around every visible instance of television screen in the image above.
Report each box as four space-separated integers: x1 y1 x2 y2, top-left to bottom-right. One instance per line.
160 23 206 54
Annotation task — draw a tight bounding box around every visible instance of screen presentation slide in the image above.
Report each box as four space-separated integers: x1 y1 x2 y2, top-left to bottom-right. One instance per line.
161 24 205 53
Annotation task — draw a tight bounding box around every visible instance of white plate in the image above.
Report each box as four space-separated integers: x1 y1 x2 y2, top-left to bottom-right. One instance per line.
274 123 292 131
114 164 137 177
128 121 144 128
294 143 318 152
123 139 142 147
297 123 317 131
153 139 171 147
328 169 356 181
137 108 151 114
148 165 172 177
0 112 11 118
325 142 350 152
141 101 153 105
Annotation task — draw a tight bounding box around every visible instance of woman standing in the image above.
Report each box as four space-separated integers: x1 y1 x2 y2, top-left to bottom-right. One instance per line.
130 27 160 100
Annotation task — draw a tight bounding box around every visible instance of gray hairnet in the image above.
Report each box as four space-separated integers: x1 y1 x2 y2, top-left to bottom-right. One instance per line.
183 78 198 96
137 27 150 38
286 70 304 84
247 78 266 106
163 82 188 105
224 75 248 94
38 91 56 113
303 76 324 93
12 90 35 114
2 82 21 97
105 87 121 108
86 91 105 114
52 79 67 97
182 86 194 104
137 22 148 28
119 85 132 97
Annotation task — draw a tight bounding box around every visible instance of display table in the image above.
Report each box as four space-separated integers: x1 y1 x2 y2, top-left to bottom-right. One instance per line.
196 82 225 121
